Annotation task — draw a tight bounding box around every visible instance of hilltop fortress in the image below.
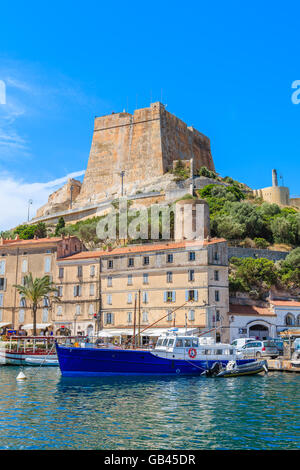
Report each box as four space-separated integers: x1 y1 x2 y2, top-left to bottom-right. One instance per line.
33 102 215 224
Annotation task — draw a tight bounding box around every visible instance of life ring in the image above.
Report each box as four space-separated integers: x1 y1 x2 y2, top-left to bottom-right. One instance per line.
188 348 197 359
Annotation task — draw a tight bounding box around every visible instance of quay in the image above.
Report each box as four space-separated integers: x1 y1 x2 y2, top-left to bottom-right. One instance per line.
267 359 300 373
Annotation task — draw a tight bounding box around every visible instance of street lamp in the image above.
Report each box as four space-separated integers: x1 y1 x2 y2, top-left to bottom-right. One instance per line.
27 199 33 222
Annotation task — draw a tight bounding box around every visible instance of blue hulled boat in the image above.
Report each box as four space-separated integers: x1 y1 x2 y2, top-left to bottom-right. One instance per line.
56 329 254 377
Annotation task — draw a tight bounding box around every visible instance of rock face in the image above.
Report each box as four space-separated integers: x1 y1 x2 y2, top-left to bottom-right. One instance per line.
36 179 82 218
74 102 214 206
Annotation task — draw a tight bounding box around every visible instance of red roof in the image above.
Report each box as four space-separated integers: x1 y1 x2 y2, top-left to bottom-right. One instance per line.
0 236 77 247
271 300 300 308
229 304 275 317
60 238 226 261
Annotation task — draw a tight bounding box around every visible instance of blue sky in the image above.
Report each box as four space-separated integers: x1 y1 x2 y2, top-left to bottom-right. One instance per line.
0 0 299 229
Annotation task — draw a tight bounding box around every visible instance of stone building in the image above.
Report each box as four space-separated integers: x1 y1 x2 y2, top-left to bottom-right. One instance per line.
0 235 83 334
31 102 215 225
253 169 300 208
54 238 229 342
229 301 300 342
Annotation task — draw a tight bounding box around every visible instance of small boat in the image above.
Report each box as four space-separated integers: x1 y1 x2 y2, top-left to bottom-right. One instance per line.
24 357 59 366
202 360 268 377
291 351 300 369
56 329 255 377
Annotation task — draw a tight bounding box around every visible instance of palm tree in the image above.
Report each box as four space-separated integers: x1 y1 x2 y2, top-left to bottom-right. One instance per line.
14 273 59 336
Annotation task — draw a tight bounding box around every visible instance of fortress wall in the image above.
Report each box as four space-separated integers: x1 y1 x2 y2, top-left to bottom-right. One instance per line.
76 102 214 205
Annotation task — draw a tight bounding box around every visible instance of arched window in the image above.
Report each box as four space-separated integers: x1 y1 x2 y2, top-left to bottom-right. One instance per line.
285 313 295 326
296 315 300 326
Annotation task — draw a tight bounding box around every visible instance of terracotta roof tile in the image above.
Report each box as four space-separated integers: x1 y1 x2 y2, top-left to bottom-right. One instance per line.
60 238 226 261
271 300 300 307
229 304 275 317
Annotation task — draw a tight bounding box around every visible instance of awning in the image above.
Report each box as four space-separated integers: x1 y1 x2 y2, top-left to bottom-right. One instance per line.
21 323 52 330
97 327 198 337
0 322 12 328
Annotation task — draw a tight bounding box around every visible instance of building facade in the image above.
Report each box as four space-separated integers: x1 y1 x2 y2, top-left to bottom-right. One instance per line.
0 235 83 334
55 239 229 342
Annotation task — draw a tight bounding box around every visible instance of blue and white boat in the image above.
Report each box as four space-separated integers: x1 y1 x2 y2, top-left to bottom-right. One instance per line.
56 329 255 377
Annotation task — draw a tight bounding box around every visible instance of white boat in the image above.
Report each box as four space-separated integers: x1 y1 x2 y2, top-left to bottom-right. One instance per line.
24 357 59 366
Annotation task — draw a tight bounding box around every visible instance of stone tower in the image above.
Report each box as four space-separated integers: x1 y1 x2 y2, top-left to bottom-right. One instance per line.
174 199 210 241
76 102 215 205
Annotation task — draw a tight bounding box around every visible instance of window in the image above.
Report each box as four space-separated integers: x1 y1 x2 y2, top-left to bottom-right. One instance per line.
75 305 81 316
19 309 25 323
42 309 48 322
142 311 148 323
108 260 113 269
90 284 95 296
214 270 219 281
188 309 195 321
0 294 3 307
166 272 173 283
184 339 192 348
58 267 64 279
164 291 175 302
127 274 133 285
73 285 82 297
105 313 114 325
176 339 183 347
57 306 63 316
128 258 134 267
185 289 198 301
88 304 94 315
127 293 133 304
20 296 26 307
44 256 51 273
107 276 112 287
285 313 295 326
90 265 95 277
167 310 172 322
189 251 195 261
0 260 5 275
215 291 220 302
0 310 2 321
214 252 220 261
216 310 220 322
188 270 195 282
143 273 149 284
22 259 28 273
43 297 50 307
167 253 173 263
107 294 112 305
142 291 149 304
77 266 83 277
127 312 132 324
0 278 6 291
143 256 150 266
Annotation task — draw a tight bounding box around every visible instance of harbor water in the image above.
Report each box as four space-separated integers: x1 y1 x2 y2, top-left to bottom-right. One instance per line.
0 367 299 450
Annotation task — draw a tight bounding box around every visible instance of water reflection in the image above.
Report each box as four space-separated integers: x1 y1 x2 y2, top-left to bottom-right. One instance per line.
0 367 299 449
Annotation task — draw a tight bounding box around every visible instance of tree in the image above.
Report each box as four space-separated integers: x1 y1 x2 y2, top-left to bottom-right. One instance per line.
55 217 65 236
14 274 59 336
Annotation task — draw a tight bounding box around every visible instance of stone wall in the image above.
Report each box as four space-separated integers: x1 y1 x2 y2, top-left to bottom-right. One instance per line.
75 102 214 206
228 246 289 262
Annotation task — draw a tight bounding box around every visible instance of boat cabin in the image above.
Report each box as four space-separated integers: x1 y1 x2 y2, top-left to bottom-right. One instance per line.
154 330 235 360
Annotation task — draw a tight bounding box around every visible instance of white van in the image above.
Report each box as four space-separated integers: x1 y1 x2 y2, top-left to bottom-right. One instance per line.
231 338 253 351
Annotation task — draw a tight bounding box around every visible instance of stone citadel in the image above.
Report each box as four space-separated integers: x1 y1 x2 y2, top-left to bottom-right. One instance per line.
33 102 215 224
32 103 300 226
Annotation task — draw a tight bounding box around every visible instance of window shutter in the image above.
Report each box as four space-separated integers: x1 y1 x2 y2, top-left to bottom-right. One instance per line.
111 313 114 325
78 285 82 297
172 291 176 302
73 286 77 297
164 291 167 302
185 290 189 301
194 290 198 301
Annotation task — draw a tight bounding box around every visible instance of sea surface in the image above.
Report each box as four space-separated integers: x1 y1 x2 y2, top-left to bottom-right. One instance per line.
0 366 299 450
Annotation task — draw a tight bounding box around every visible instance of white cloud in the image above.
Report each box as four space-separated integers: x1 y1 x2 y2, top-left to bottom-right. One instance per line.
0 170 85 232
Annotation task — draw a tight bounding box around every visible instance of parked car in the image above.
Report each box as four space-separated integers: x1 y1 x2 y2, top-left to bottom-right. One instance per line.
268 338 284 355
231 338 253 351
237 340 279 359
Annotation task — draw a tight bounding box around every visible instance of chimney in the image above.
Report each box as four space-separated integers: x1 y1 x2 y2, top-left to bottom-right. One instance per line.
272 169 278 187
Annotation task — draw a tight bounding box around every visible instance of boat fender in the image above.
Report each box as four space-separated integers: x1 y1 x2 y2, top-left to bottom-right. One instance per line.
188 348 197 359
